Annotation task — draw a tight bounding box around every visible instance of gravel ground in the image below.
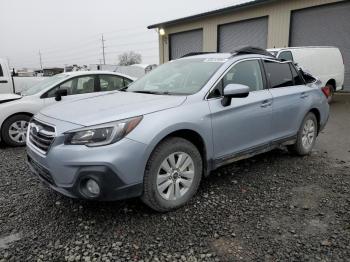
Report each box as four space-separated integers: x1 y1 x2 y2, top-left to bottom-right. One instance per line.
0 145 349 262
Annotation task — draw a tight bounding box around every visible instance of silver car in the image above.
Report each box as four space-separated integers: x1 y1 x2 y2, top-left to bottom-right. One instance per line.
26 48 329 212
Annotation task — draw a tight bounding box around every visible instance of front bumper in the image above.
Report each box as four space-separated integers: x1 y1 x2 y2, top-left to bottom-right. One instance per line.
26 135 148 201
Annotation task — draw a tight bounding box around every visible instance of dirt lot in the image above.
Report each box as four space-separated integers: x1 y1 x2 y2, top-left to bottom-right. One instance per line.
0 94 349 261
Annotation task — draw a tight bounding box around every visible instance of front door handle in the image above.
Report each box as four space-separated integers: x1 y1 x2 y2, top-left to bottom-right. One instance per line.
261 99 272 108
0 80 8 84
300 92 309 98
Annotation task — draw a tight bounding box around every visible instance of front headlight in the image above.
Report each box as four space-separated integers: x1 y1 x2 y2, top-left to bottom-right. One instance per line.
64 116 142 147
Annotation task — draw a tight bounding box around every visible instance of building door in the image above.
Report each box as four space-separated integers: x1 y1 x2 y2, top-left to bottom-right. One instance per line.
290 2 350 90
218 17 268 52
169 29 203 60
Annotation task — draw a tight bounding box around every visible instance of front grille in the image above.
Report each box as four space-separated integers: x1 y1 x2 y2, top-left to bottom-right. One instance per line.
27 155 55 185
28 119 55 154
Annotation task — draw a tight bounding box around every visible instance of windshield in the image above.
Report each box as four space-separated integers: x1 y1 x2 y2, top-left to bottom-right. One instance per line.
126 58 224 95
21 74 69 96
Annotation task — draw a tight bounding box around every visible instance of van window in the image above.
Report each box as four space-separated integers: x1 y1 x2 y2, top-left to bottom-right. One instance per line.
263 61 293 88
278 51 293 62
0 65 3 77
290 64 304 85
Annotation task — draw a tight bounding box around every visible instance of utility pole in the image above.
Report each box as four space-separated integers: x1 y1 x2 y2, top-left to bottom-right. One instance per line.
38 50 43 70
101 34 106 65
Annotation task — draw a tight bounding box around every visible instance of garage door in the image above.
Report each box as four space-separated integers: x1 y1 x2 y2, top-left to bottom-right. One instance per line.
290 2 350 90
218 17 268 52
169 29 203 60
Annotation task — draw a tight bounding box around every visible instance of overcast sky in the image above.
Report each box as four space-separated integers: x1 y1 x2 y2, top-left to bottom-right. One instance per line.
0 0 248 69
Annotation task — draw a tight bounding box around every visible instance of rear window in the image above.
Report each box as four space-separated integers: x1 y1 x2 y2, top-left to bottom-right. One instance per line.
278 51 293 62
263 61 293 88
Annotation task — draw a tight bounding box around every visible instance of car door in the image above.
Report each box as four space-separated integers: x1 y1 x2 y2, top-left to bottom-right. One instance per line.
0 64 13 94
208 59 273 161
262 59 309 140
42 75 99 106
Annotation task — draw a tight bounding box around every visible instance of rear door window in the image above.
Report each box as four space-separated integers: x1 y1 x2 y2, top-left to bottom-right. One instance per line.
99 74 125 91
263 61 294 88
0 65 3 77
278 51 293 62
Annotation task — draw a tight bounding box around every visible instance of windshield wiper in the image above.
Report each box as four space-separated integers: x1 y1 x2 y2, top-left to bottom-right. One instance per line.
131 90 171 95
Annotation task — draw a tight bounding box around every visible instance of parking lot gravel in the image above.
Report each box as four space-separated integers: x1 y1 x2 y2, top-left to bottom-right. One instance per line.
0 144 349 261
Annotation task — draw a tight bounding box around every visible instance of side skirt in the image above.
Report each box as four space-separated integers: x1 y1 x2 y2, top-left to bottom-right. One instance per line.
212 135 296 170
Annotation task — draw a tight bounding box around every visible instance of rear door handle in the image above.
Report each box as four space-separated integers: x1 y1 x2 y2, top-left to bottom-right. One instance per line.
261 99 272 108
300 92 309 98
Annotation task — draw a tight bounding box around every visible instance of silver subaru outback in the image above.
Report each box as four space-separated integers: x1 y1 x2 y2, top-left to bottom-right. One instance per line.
26 48 329 212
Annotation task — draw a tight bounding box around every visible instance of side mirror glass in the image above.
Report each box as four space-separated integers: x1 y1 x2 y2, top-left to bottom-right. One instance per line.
221 84 250 106
55 89 68 101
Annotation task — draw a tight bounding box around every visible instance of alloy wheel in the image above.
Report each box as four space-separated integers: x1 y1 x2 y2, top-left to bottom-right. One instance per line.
9 121 28 143
301 119 315 150
156 152 195 201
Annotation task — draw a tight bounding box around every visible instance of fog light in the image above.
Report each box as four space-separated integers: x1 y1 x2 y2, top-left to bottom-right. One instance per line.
86 179 100 196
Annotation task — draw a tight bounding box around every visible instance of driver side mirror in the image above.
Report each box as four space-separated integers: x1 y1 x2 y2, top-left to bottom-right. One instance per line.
55 89 68 101
221 84 250 106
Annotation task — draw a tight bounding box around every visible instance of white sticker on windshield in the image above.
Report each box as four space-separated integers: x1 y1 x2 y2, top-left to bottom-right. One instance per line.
203 58 228 63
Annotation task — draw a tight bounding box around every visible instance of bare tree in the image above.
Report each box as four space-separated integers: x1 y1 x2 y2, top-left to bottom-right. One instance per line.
118 51 142 66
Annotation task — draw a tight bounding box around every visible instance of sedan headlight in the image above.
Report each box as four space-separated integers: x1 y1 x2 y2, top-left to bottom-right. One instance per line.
64 116 142 147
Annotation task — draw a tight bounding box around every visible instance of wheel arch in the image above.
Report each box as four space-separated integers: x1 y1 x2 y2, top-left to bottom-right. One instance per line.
326 79 336 90
145 127 212 177
309 108 321 134
1 112 33 137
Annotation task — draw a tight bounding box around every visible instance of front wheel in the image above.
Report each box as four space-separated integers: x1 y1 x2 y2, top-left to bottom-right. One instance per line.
141 137 203 212
288 112 318 156
1 114 31 146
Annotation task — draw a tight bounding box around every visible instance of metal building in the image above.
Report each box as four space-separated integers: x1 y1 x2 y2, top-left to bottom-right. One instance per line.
148 0 350 89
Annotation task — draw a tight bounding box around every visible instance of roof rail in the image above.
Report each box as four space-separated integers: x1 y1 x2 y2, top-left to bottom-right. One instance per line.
181 52 217 58
231 46 275 58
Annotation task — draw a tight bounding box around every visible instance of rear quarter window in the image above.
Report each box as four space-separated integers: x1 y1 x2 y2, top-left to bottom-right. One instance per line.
0 65 3 77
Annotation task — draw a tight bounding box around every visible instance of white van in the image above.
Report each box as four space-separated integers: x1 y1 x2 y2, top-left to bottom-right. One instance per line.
0 58 46 94
268 47 344 100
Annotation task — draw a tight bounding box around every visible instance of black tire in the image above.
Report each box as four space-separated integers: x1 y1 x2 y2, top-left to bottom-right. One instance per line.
141 137 203 212
327 84 334 103
288 112 318 156
1 114 31 147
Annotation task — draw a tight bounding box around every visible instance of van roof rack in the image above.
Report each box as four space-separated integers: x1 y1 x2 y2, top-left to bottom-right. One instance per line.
231 46 275 58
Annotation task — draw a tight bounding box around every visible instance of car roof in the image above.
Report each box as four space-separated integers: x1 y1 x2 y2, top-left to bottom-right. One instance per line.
268 46 338 52
180 53 277 62
62 71 136 80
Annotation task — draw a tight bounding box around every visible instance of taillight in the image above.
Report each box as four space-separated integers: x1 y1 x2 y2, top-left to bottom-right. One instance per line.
321 86 330 98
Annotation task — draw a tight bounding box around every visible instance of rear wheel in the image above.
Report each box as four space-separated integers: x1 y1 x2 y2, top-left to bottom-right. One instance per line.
288 112 318 156
326 84 334 103
1 114 31 146
141 137 203 212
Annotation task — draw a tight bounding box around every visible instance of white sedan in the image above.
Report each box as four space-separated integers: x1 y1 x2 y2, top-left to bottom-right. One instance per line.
0 71 134 146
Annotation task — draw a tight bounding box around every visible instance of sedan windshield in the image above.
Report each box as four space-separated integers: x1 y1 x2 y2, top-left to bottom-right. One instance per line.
126 58 224 95
21 74 69 96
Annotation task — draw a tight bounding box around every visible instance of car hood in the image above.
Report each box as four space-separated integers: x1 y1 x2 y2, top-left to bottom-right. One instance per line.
0 94 22 104
40 91 187 126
